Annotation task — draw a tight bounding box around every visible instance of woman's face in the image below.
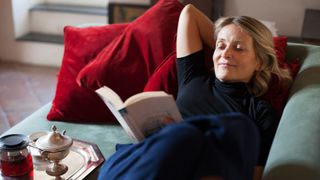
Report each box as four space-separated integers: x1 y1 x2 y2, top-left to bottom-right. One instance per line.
213 24 260 83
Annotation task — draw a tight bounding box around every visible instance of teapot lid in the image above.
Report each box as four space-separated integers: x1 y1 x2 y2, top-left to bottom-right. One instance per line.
35 125 73 152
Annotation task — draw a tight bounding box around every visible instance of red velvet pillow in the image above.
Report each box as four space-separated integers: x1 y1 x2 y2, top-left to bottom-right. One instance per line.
144 37 301 120
273 36 287 63
143 51 179 97
77 0 184 102
47 24 128 123
143 47 213 98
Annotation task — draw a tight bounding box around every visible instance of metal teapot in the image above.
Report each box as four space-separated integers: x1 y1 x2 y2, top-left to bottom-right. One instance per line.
34 125 73 177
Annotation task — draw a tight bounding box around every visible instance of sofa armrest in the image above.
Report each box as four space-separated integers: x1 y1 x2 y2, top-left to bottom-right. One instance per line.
263 43 320 179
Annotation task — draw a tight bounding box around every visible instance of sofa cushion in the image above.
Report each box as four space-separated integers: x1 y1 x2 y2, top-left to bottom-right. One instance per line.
144 37 301 120
76 0 183 105
47 24 128 123
264 43 320 180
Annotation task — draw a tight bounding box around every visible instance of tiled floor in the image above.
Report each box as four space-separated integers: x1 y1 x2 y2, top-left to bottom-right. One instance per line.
0 61 59 134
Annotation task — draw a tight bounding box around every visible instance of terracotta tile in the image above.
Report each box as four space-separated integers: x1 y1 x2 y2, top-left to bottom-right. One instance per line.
5 108 36 127
0 61 58 129
0 69 42 111
0 105 11 134
17 64 58 104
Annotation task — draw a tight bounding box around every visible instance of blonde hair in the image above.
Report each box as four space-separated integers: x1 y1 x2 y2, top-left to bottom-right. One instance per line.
214 16 292 97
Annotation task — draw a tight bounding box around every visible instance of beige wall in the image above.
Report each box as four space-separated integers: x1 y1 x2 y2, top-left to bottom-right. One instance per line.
44 0 107 7
0 0 63 66
0 0 17 61
43 0 150 6
1 0 320 66
224 0 320 36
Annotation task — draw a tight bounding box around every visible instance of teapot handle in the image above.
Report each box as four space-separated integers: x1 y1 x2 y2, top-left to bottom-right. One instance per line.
28 142 40 150
28 143 50 160
40 150 50 160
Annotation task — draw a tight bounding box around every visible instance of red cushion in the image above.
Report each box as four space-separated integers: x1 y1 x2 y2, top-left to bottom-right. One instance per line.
144 51 179 97
273 36 287 63
144 47 213 99
77 0 184 102
144 37 301 120
47 24 128 123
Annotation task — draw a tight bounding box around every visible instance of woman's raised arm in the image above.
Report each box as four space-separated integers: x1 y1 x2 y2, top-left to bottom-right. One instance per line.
176 4 215 58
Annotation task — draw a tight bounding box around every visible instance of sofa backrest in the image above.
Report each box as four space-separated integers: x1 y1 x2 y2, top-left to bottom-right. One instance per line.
263 43 320 180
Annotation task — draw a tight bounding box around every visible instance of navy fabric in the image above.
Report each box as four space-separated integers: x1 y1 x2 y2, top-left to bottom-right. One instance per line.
98 113 260 180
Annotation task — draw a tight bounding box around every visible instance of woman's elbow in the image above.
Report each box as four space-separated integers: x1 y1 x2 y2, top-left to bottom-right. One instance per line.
180 4 196 18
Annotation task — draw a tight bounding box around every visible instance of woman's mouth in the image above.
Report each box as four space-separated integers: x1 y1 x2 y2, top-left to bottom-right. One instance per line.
218 62 236 68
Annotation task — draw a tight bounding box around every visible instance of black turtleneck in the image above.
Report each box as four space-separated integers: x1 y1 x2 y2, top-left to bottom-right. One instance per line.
176 50 277 166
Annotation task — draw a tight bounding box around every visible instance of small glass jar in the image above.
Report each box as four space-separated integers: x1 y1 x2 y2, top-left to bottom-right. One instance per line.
0 134 33 177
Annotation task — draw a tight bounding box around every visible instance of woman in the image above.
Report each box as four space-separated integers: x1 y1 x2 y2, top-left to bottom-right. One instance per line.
176 4 291 179
98 4 291 180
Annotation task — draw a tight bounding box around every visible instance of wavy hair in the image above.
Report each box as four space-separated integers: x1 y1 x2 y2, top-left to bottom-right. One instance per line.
214 16 292 96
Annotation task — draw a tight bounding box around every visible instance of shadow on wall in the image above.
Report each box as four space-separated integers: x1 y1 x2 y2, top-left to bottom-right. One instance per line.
182 0 224 21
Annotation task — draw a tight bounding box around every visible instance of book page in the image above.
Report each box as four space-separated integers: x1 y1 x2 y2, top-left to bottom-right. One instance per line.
125 95 182 140
96 87 137 140
124 91 168 107
95 86 125 110
96 87 136 139
96 87 182 141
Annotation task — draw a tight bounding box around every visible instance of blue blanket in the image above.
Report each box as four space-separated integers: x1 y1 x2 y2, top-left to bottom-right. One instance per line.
98 112 259 180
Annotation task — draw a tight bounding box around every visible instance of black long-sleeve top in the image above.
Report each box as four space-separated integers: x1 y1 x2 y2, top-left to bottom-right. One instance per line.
176 50 277 166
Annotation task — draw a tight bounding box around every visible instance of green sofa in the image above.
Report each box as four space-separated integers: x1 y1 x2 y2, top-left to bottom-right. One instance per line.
263 43 320 180
2 43 320 179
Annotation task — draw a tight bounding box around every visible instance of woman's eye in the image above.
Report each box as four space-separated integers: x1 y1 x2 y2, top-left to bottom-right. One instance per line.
235 44 244 51
217 42 225 49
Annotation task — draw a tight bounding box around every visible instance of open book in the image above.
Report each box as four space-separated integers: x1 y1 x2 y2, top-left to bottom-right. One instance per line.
95 86 182 141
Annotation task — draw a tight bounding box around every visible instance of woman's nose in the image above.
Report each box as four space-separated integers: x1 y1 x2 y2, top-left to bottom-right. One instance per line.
222 46 232 58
